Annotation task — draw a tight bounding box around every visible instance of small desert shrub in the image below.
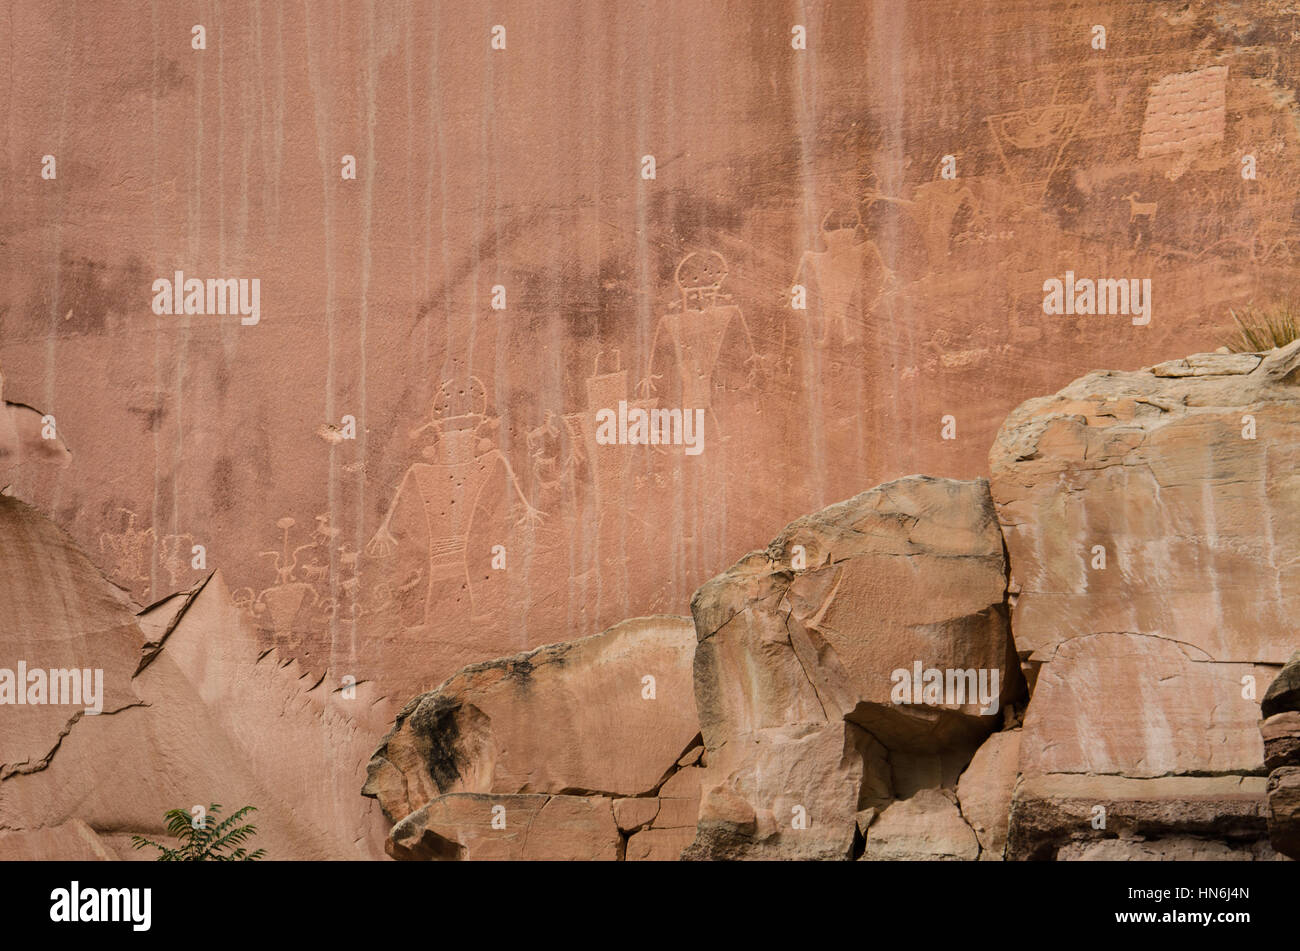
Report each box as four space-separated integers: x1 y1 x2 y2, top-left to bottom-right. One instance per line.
131 803 266 861
1225 304 1300 353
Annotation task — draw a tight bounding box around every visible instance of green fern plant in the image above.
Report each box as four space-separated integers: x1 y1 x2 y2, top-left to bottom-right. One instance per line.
131 803 266 861
1225 303 1300 353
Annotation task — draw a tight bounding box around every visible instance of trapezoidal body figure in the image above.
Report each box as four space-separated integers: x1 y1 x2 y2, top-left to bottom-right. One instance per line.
366 377 543 627
638 251 758 415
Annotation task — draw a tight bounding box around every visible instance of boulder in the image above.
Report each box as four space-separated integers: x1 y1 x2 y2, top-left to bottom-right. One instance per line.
1007 774 1272 861
0 496 142 779
1262 650 1300 718
654 795 701 830
1260 650 1300 857
862 788 980 861
1008 630 1278 860
0 819 116 862
1261 712 1300 772
1265 767 1300 859
626 827 695 861
687 721 881 860
364 616 699 827
612 798 660 833
1020 633 1272 779
1056 837 1282 861
0 571 393 860
0 496 393 860
956 729 1020 860
990 349 1300 862
989 341 1300 665
686 476 1019 859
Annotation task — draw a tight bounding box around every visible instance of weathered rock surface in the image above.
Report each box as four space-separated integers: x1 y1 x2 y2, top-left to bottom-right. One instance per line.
388 794 621 861
689 721 884 860
861 788 980 861
0 500 393 860
0 496 143 779
612 797 660 833
1261 650 1300 858
365 616 698 821
1021 633 1272 778
1007 774 1273 861
626 827 697 862
14 1 1300 724
1262 712 1300 773
956 729 1020 860
10 1 1300 865
685 476 1020 859
1265 767 1300 859
0 819 117 862
0 385 70 488
990 341 1300 665
364 616 705 859
1056 837 1282 861
1262 650 1300 718
991 347 1300 861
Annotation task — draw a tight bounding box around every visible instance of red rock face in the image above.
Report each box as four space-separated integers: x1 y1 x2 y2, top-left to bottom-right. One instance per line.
5 2 1300 702
5 1 1300 864
0 496 392 860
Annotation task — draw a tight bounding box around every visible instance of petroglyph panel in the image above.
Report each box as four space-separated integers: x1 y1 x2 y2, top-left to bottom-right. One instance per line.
4 0 1300 703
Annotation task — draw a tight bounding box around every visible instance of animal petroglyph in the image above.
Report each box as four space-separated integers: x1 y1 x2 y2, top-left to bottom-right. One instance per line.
1120 192 1158 224
1119 192 1158 248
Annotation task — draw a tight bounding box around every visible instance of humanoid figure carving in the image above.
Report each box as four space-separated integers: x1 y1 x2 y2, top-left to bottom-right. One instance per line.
254 516 318 649
794 209 893 346
366 377 543 624
638 252 758 411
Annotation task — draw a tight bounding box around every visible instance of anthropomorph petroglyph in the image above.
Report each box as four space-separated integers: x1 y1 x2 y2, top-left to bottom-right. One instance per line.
638 251 758 410
527 408 588 512
911 180 992 271
794 208 894 346
365 376 543 625
159 532 198 588
253 516 320 648
237 510 375 640
98 509 155 587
